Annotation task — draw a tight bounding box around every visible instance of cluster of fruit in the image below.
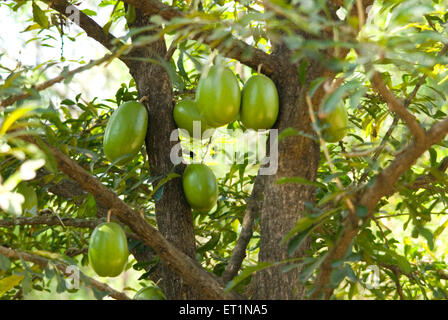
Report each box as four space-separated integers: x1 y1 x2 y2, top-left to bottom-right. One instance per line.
175 65 281 212
101 65 283 214
91 65 282 292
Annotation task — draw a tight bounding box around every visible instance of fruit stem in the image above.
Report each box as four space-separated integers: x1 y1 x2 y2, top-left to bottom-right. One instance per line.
201 136 213 164
107 209 112 223
257 64 263 75
139 96 148 104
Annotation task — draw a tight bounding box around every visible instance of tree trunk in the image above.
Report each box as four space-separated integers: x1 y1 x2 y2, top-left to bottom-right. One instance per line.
128 13 198 299
253 46 324 299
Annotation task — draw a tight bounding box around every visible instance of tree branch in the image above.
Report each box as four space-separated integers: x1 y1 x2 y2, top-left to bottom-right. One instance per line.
0 245 131 300
0 214 141 240
120 0 278 75
0 216 101 229
370 72 425 143
49 0 126 60
22 136 241 300
359 43 448 184
403 156 448 191
310 116 448 299
221 175 265 284
0 53 114 109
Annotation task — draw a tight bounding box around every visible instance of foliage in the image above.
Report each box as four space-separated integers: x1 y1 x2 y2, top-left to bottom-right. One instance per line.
0 0 448 300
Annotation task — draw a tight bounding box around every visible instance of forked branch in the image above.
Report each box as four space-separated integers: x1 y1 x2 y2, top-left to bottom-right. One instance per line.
311 116 448 299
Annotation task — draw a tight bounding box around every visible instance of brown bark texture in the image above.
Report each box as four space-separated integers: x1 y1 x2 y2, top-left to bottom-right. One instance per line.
127 12 198 299
252 45 324 299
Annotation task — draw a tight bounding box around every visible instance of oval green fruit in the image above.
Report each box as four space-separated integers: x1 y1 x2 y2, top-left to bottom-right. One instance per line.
173 100 213 139
182 164 218 212
196 65 241 128
16 183 37 213
103 101 148 166
321 103 348 143
134 285 166 300
240 74 279 130
88 222 129 277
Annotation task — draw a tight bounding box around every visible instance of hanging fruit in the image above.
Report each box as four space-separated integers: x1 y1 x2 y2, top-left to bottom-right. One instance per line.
103 101 148 166
196 65 241 128
173 100 212 139
88 222 129 277
182 163 218 212
320 103 348 143
240 74 279 130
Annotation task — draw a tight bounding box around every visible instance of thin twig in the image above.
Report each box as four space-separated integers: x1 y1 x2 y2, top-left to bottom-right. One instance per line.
221 175 265 284
370 72 425 143
355 0 365 31
0 53 115 109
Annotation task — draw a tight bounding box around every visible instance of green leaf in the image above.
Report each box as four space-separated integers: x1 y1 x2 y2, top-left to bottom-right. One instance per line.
32 2 49 28
34 136 58 173
22 273 32 294
149 173 181 201
103 20 113 35
225 262 275 292
330 265 347 288
434 218 448 240
416 226 434 251
197 233 220 254
44 266 55 280
429 148 437 167
300 254 326 283
92 287 108 300
286 226 313 256
308 77 326 98
153 184 165 201
78 194 97 218
0 275 24 296
55 272 67 293
297 59 308 85
321 80 360 114
355 205 368 218
81 9 97 16
0 254 11 271
278 127 298 141
283 216 316 243
276 176 325 188
0 106 36 135
61 99 76 106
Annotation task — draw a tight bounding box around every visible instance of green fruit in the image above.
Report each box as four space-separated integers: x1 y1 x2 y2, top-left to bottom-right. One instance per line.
103 101 148 166
240 74 279 130
173 100 212 139
16 183 37 213
320 103 348 143
182 164 218 212
88 222 129 277
134 285 166 300
196 65 241 128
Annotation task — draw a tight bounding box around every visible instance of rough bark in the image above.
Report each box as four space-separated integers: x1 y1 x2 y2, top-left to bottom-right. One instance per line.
127 12 197 299
253 45 324 299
